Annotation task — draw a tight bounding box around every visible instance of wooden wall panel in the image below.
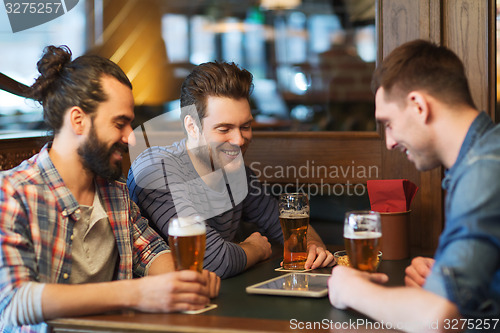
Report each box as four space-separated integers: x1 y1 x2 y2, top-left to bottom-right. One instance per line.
123 131 382 186
0 136 46 171
442 0 495 117
379 0 444 256
380 0 431 48
245 132 382 185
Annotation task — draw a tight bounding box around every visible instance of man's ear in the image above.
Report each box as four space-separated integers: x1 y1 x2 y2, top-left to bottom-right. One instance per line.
184 115 201 139
68 107 89 135
407 91 431 124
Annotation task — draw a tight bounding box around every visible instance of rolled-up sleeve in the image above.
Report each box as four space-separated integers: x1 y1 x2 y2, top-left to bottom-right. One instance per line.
129 195 170 277
429 156 500 318
0 178 37 315
424 238 500 317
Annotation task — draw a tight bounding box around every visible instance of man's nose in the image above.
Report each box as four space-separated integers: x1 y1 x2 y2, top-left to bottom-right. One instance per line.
385 130 397 151
124 126 136 146
230 130 245 147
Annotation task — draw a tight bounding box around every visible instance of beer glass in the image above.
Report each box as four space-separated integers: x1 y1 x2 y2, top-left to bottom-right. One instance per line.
167 216 206 272
279 193 309 270
344 211 382 272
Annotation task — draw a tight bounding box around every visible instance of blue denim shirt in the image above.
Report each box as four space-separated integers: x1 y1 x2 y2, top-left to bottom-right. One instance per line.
424 112 500 318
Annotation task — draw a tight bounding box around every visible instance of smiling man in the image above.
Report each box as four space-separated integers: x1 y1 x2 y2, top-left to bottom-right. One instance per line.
328 39 500 331
0 46 219 333
127 62 334 279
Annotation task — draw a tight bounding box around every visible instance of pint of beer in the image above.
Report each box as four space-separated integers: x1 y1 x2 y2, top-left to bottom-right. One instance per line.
279 193 309 270
344 211 382 272
167 216 206 273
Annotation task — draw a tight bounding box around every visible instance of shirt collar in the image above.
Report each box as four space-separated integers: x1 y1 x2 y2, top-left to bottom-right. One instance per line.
442 111 494 190
36 142 82 220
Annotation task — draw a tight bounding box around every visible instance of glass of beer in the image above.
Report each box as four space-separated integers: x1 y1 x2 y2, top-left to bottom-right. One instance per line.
344 210 382 273
167 216 206 273
279 193 309 270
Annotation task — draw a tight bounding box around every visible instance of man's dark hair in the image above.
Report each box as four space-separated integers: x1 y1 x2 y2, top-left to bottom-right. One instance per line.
371 39 475 108
180 61 253 132
30 45 132 135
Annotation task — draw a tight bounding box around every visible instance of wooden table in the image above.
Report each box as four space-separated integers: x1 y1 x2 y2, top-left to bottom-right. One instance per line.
49 246 410 332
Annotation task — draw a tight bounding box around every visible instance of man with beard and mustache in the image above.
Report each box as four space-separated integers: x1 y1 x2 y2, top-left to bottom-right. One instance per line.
127 61 334 279
0 46 219 333
328 40 500 328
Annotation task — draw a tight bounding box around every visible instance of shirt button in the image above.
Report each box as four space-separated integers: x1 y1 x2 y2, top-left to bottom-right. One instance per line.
70 234 74 241
62 210 68 217
63 273 69 279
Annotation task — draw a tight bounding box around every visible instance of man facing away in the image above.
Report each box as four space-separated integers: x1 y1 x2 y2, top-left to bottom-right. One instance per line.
0 45 219 332
127 61 334 279
328 39 499 332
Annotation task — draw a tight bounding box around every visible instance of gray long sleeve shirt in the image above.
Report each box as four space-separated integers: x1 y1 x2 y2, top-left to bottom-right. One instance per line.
127 139 283 278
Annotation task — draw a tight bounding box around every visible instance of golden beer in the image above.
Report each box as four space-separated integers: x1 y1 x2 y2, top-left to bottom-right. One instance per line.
280 213 309 270
344 231 381 272
168 218 206 272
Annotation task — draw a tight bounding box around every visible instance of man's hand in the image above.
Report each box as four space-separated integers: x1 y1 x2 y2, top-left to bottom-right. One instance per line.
328 266 388 310
239 232 272 269
133 270 212 313
305 243 334 269
202 269 220 298
303 226 334 269
404 256 434 288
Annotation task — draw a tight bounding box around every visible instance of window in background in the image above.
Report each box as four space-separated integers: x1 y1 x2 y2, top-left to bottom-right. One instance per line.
244 7 267 79
190 15 216 65
161 0 377 131
222 17 244 64
0 2 86 134
162 14 189 63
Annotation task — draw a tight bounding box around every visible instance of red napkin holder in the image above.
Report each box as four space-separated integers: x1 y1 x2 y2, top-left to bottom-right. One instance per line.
367 179 418 260
378 211 411 260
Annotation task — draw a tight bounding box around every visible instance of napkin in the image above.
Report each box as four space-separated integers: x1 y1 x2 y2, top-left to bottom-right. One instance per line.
366 179 418 212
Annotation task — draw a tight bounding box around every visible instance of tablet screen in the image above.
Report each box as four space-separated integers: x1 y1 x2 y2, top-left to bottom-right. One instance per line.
246 273 330 298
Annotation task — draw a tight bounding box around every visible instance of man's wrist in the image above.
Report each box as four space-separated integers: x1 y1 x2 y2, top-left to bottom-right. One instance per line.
112 279 139 310
307 241 324 250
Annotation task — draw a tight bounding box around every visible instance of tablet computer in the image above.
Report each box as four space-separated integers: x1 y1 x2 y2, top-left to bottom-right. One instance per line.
246 273 330 298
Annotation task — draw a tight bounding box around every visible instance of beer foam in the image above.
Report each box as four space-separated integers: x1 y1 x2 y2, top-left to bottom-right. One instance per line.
168 219 206 236
344 231 382 239
279 212 309 219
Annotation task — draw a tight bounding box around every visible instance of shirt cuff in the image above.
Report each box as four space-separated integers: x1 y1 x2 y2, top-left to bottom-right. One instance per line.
0 281 45 326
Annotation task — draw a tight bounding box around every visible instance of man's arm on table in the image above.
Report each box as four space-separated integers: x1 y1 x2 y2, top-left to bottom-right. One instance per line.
41 269 211 321
239 232 273 270
38 253 220 323
328 266 461 333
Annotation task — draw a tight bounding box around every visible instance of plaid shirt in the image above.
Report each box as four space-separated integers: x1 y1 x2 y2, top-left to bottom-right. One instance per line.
0 144 169 332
